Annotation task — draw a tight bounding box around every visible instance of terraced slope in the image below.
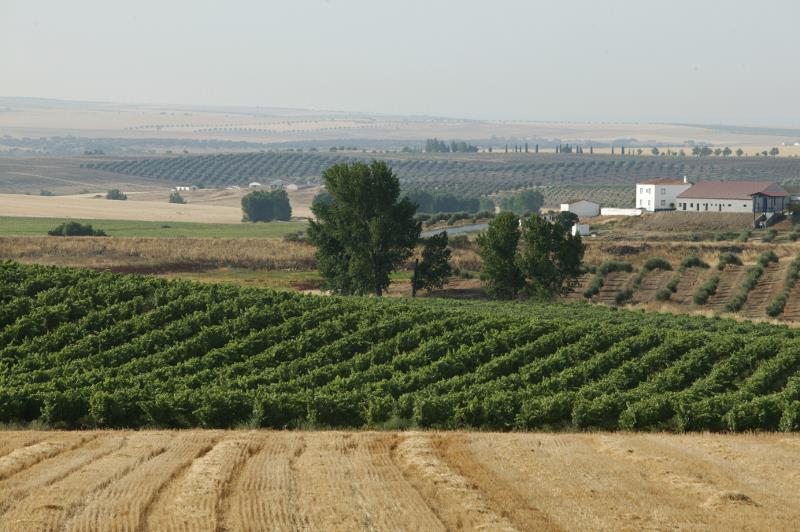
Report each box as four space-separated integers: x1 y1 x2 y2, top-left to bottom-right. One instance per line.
741 263 786 318
706 265 746 312
0 431 798 531
2 261 800 433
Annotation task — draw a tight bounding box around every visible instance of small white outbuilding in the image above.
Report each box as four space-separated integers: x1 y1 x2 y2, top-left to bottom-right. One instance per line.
571 224 590 236
560 200 600 219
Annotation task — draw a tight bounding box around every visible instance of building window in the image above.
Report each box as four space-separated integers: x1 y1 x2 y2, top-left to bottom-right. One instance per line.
639 187 643 193
690 203 693 208
660 200 666 207
647 200 651 206
661 188 666 195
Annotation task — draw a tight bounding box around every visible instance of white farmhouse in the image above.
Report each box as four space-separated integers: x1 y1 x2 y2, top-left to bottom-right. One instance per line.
635 178 692 211
560 199 600 218
676 181 789 213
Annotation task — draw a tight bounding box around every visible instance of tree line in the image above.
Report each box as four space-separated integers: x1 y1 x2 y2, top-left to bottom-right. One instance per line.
306 161 583 299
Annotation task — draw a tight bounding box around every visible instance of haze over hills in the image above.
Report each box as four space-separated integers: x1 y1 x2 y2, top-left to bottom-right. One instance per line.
3 97 800 156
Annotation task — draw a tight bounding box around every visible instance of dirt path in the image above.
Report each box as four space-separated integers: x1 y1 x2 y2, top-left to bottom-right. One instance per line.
0 431 797 531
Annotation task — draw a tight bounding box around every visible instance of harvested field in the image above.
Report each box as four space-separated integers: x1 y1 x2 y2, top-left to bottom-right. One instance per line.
0 431 796 531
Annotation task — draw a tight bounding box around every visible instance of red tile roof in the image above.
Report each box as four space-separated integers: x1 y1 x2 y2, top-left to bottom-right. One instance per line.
639 178 687 185
677 181 788 200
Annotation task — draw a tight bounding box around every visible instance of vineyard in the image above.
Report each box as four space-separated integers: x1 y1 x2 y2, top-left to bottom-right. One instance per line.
84 152 800 199
1 261 799 432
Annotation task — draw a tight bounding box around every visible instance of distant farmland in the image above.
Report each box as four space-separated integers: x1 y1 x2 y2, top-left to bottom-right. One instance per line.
86 152 800 198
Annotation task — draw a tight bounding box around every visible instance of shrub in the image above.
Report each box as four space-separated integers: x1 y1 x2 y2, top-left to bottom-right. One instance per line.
169 191 186 204
680 256 709 270
242 189 292 222
762 228 778 243
736 230 751 242
252 392 305 428
757 250 779 267
726 265 764 312
308 392 365 427
41 391 89 429
693 275 720 304
584 261 633 299
412 395 454 427
106 189 127 201
48 221 106 237
717 253 742 270
642 257 672 272
779 401 800 432
88 390 146 428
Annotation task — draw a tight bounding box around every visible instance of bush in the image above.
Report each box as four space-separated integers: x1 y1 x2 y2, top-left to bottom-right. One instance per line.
726 265 764 312
48 221 106 237
757 250 779 267
106 189 127 201
41 390 89 428
779 401 800 432
680 256 709 270
169 191 186 204
308 392 365 427
88 390 146 428
762 228 778 243
717 253 742 270
412 395 454 427
642 257 672 272
693 275 720 304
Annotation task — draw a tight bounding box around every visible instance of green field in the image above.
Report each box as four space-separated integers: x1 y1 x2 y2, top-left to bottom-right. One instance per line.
0 216 307 238
1 261 799 432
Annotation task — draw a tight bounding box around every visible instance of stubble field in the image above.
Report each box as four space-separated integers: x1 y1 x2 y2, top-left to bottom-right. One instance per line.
0 430 797 531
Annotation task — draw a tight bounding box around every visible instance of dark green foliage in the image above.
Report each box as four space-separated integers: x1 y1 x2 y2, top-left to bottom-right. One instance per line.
500 189 544 215
412 232 453 294
762 228 778 243
554 211 579 231
680 256 709 270
726 252 778 313
476 212 524 299
642 257 672 272
517 215 585 297
3 261 800 432
106 189 127 200
169 191 186 204
47 221 106 237
717 253 742 270
406 190 480 213
425 138 478 153
767 253 800 317
241 189 292 222
307 161 420 296
693 275 720 304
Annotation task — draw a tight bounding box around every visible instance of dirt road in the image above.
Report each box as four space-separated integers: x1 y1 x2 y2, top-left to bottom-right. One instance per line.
0 431 796 531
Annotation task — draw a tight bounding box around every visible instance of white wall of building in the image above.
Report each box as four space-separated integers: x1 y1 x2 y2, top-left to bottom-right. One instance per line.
600 208 642 216
571 224 590 236
677 198 753 213
636 183 692 212
560 201 600 218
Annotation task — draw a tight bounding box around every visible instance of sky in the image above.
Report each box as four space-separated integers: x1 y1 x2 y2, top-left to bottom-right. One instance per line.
2 0 799 126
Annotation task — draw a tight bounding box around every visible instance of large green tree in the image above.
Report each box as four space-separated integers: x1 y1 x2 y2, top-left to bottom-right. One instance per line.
412 231 452 296
517 215 585 297
308 161 420 296
476 212 525 299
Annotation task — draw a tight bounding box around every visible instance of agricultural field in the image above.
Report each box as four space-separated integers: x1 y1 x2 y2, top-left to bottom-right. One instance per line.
0 430 797 531
0 216 306 239
2 262 800 432
84 151 800 198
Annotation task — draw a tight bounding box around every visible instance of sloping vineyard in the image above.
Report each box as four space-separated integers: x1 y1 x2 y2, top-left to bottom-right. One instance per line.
84 152 800 197
1 261 799 432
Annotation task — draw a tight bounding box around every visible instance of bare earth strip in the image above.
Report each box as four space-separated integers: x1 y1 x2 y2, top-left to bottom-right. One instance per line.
0 431 798 531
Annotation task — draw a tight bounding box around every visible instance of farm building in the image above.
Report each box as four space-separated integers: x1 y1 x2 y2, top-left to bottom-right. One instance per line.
248 182 263 188
635 178 691 211
560 200 600 218
676 181 789 214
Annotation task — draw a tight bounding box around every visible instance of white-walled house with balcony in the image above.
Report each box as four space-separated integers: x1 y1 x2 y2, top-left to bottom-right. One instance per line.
635 178 692 211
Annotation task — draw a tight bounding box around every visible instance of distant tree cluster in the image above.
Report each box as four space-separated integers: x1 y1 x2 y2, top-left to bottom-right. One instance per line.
48 222 106 237
405 190 481 213
106 189 127 201
499 189 544 215
425 138 479 153
241 190 292 222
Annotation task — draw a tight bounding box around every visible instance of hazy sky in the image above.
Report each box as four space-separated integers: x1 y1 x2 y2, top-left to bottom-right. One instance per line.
2 0 799 125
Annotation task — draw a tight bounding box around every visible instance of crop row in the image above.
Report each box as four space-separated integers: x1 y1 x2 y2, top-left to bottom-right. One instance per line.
84 152 800 196
0 261 798 431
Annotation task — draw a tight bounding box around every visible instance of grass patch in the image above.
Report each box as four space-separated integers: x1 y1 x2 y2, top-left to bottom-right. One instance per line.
0 216 307 239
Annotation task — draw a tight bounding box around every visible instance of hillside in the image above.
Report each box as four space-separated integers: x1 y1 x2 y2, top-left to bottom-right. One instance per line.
85 152 800 197
1 262 799 432
0 430 797 531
